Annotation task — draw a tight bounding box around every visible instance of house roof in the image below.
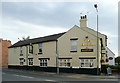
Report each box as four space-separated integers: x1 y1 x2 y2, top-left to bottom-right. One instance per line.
9 32 66 48
106 47 115 56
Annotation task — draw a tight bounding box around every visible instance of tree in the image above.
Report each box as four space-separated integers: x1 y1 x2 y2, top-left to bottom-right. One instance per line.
22 36 30 41
22 36 30 40
115 56 120 65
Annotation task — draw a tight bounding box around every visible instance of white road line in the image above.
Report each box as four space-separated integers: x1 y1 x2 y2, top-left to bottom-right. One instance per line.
21 76 34 78
14 74 20 77
27 76 34 79
21 76 34 79
45 79 55 81
14 74 34 79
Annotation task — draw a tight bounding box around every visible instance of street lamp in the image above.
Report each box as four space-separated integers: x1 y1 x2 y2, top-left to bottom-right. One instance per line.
94 4 99 75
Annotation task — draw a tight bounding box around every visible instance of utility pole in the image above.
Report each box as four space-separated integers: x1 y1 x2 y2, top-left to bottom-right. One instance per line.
94 4 99 75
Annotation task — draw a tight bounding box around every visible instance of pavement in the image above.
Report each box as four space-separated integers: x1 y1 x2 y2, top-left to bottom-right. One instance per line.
1 67 119 83
2 67 120 80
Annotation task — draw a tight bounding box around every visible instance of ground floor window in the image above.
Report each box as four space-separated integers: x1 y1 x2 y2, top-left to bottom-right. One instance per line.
80 59 94 68
28 58 33 66
40 59 47 67
59 59 71 67
20 58 24 66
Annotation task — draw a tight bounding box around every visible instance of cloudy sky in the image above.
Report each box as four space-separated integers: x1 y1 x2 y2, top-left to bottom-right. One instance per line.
0 0 119 57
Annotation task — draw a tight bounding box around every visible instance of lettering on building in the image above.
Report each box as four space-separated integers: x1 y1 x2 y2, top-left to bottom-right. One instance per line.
81 49 93 52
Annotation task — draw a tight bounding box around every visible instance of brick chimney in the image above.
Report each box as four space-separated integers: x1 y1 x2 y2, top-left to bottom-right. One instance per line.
80 15 88 28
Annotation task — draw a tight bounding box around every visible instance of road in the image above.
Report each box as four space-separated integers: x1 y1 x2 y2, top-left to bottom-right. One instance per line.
1 67 119 83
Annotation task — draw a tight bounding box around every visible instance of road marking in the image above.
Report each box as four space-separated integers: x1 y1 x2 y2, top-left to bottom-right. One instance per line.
45 79 55 82
14 74 20 77
20 75 34 78
14 74 34 79
27 76 34 79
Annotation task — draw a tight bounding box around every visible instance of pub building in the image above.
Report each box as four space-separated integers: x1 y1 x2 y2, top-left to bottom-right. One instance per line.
8 15 108 75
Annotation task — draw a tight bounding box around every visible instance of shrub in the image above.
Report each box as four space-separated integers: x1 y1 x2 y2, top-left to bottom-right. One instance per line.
101 64 120 74
105 64 120 69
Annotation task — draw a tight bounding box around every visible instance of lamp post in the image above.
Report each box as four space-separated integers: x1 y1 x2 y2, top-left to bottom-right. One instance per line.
94 4 99 75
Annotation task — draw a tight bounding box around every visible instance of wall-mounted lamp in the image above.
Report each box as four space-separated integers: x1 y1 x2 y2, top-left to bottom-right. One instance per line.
85 36 88 39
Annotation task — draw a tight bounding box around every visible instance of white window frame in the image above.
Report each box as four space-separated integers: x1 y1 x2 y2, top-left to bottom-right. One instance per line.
71 40 77 52
38 43 42 53
80 59 94 68
59 59 71 67
40 59 47 67
28 58 33 66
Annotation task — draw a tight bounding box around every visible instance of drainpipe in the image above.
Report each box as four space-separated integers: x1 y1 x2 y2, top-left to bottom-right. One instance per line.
56 40 59 74
26 46 28 67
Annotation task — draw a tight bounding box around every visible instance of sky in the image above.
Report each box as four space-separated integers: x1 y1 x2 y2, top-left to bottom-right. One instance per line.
0 0 119 57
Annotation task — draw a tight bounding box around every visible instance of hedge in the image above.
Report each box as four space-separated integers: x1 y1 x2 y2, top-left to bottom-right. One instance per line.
105 64 120 69
101 64 120 74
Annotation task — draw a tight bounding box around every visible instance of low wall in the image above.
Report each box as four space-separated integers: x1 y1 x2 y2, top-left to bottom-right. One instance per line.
8 65 100 75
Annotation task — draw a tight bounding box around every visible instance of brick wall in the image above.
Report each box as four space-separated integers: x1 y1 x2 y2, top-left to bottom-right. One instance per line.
0 39 12 66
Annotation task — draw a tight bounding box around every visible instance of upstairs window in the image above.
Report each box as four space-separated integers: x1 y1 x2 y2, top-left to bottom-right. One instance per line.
70 39 77 52
38 43 42 53
29 45 33 54
20 47 23 55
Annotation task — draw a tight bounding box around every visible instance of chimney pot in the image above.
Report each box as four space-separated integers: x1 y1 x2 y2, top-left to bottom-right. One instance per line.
81 16 82 19
80 15 88 27
85 15 87 18
83 16 84 19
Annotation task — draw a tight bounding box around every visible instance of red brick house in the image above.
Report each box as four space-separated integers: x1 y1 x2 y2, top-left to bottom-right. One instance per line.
0 38 12 66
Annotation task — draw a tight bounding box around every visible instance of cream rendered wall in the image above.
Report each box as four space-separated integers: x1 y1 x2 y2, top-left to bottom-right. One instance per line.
8 46 28 66
8 41 57 67
57 25 101 68
8 47 19 65
80 27 107 64
28 41 56 67
80 27 107 47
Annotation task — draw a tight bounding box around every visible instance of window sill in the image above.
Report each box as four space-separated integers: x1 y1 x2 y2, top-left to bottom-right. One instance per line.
80 67 94 69
59 66 71 68
29 52 33 54
70 51 77 52
39 66 47 67
28 65 33 66
20 54 23 56
38 52 43 54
